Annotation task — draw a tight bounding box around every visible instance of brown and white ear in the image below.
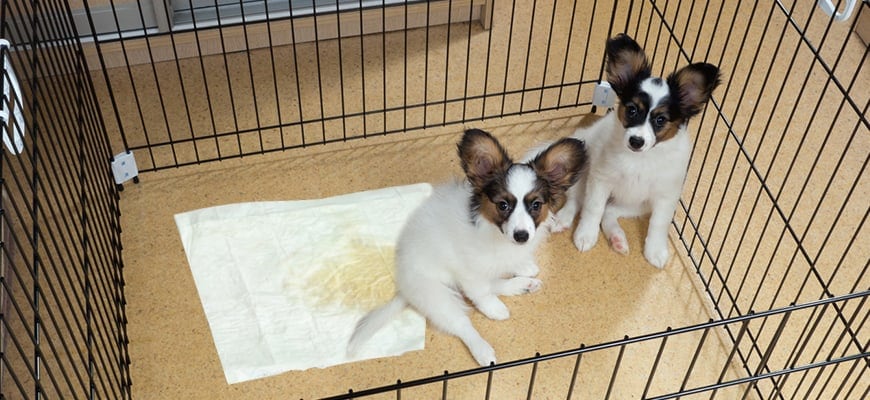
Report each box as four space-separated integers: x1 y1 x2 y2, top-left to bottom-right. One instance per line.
532 138 587 192
458 129 512 189
605 33 652 95
667 62 721 119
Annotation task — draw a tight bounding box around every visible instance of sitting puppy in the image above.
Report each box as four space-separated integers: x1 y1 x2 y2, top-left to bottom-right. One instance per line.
347 128 586 366
558 33 721 268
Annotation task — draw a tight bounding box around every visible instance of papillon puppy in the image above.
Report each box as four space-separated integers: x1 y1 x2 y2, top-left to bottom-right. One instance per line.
347 128 587 366
558 33 721 268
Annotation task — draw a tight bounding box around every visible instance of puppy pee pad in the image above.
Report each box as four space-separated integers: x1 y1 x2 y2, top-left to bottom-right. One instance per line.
174 183 431 384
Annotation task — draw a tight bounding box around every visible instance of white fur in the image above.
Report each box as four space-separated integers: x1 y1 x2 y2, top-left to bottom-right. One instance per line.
347 178 546 366
567 109 691 268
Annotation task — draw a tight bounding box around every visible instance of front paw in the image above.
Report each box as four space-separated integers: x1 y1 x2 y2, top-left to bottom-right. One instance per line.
500 277 542 296
644 237 670 268
573 224 599 252
548 212 574 233
469 340 497 367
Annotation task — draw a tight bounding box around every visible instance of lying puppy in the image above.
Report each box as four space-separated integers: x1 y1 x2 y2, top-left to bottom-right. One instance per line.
347 128 586 366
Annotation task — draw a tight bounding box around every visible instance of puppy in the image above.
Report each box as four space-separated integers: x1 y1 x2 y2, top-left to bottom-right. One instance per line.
347 128 587 366
561 33 721 268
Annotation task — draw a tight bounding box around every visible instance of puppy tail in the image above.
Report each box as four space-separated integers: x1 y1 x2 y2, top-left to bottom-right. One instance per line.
346 296 408 357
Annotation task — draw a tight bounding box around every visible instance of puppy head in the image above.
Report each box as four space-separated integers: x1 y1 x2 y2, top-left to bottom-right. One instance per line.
458 130 587 245
605 34 721 152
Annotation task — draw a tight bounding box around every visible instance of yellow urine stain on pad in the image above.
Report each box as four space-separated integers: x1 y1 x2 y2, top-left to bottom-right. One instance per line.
305 240 396 310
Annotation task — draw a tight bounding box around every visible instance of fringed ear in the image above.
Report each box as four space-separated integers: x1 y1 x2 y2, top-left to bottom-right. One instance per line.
458 129 512 189
532 138 587 193
605 34 652 95
667 62 722 119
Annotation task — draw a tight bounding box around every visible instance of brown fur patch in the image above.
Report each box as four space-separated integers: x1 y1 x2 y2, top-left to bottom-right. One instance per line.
476 196 502 227
656 119 682 143
649 105 681 143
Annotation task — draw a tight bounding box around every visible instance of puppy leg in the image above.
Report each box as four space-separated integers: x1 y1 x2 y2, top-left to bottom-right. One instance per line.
405 284 497 366
493 276 542 296
462 283 510 321
429 310 497 366
549 184 581 233
644 197 678 268
601 206 629 254
574 178 609 251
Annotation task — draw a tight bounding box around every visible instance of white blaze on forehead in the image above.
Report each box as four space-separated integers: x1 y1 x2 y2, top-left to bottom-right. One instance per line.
624 77 670 153
641 77 670 109
504 165 538 241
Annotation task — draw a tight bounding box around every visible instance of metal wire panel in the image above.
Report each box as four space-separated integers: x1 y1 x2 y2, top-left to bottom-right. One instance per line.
0 0 865 399
0 0 131 398
89 0 618 172
321 292 868 399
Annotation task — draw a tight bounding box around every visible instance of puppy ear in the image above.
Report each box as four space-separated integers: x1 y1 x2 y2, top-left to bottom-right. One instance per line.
667 62 721 119
458 129 512 188
605 33 651 95
532 138 587 192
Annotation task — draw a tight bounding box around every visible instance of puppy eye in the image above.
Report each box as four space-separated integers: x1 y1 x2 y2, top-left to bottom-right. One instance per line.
654 115 667 128
530 201 543 211
497 201 510 212
626 104 638 117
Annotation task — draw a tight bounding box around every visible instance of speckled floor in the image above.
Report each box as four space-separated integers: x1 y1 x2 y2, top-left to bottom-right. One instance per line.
107 1 867 399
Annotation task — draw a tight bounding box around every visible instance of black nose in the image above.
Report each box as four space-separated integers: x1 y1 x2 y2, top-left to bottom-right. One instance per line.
629 136 645 150
514 231 529 243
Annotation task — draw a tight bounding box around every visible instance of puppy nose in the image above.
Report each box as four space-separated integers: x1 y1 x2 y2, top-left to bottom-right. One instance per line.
629 136 645 150
514 230 529 243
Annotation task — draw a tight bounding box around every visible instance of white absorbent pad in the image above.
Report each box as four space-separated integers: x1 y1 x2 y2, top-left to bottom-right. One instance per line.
174 183 432 384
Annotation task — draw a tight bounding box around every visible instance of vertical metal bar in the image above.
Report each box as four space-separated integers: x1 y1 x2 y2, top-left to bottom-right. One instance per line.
642 330 670 399
565 344 585 400
481 0 496 118
185 0 224 160
312 3 327 143
526 353 540 400
461 0 473 121
214 3 245 156
359 0 369 136
403 1 408 132
679 322 711 392
711 319 750 400
382 0 387 132
556 0 579 106
441 370 449 400
500 0 518 115
518 0 537 112
442 0 454 125
264 0 286 148
239 3 265 153
336 2 348 140
765 302 829 400
155 0 201 164
537 0 557 110
484 366 494 400
423 0 431 126
741 309 793 400
287 8 307 146
604 337 629 400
